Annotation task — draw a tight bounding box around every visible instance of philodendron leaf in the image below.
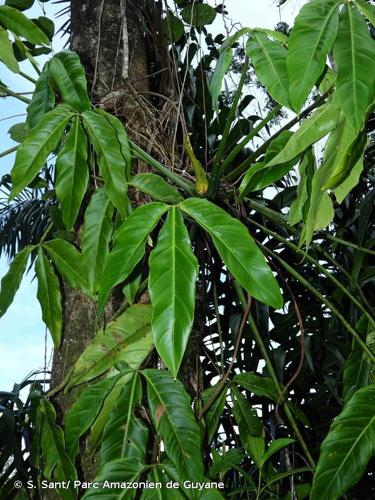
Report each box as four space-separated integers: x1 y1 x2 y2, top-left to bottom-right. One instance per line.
0 5 50 45
82 110 128 218
10 105 74 199
98 202 168 313
66 304 153 389
55 115 89 229
287 0 340 112
333 3 375 131
311 384 375 500
149 207 198 376
82 189 113 294
143 369 204 483
234 372 279 401
180 198 283 309
49 50 91 112
0 27 19 73
35 247 62 348
129 173 183 204
26 64 55 128
246 30 292 109
0 245 32 318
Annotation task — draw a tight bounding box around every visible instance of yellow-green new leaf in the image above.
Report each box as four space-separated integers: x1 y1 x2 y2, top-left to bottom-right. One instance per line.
0 245 32 318
311 385 375 500
333 4 375 131
0 5 50 45
129 173 183 203
287 0 340 112
10 105 74 199
180 198 283 309
35 247 62 348
55 116 89 229
149 207 198 377
0 27 19 73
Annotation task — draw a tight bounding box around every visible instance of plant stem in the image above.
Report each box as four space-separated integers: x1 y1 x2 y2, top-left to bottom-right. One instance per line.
324 233 375 256
0 145 18 159
0 85 31 104
19 71 37 84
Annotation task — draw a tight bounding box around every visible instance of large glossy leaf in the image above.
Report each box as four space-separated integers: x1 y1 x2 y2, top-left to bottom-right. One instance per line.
246 30 291 109
0 245 32 318
35 247 62 348
180 198 283 309
266 102 340 168
0 27 19 73
333 4 375 131
98 202 168 313
143 369 204 482
82 111 128 217
234 372 279 401
66 304 153 389
149 208 198 376
64 375 119 459
10 105 74 199
49 50 91 112
82 190 113 294
100 373 148 464
287 0 340 111
26 65 55 128
311 385 375 500
43 238 90 294
82 459 145 499
129 173 183 204
0 5 49 45
55 116 89 229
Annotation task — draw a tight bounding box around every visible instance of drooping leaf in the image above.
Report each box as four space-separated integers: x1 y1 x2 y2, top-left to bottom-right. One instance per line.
64 375 119 459
311 385 375 500
0 5 49 45
7 122 28 143
35 247 62 348
287 0 340 111
43 238 90 294
33 16 54 41
289 150 316 226
0 27 19 72
143 369 204 482
262 438 295 465
66 304 153 389
181 3 217 26
26 65 55 128
180 198 283 309
10 105 74 199
333 3 375 131
82 190 113 294
129 173 183 204
55 116 89 229
246 30 291 109
202 384 228 444
234 372 279 401
49 50 91 112
333 157 364 204
149 207 198 376
209 448 245 479
98 202 168 313
209 47 233 110
0 245 32 318
82 110 128 217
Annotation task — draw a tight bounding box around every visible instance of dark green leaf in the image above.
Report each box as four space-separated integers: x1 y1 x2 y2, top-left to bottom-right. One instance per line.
262 438 295 465
209 449 245 479
181 4 217 26
234 372 279 401
5 0 35 12
0 27 19 72
162 12 184 43
202 384 228 444
32 16 54 40
7 122 28 143
209 47 233 110
129 173 183 204
0 5 49 44
26 65 55 128
289 150 316 226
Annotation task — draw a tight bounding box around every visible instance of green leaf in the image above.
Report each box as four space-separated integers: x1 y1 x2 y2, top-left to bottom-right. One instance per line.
0 245 32 318
64 375 119 459
262 438 295 465
143 369 204 482
33 16 54 40
181 4 217 26
246 30 291 109
55 116 89 229
266 102 340 168
141 467 185 499
162 12 184 43
234 372 279 401
35 247 62 348
129 173 183 204
82 110 128 217
289 150 316 226
311 384 375 500
100 373 147 464
333 4 375 131
5 0 35 12
7 122 28 143
202 384 228 444
122 273 142 305
39 399 77 500
82 190 113 294
209 47 233 110
180 198 283 309
0 27 19 72
333 157 364 204
0 5 49 45
10 105 74 199
49 50 91 112
66 304 153 388
149 207 198 376
287 0 340 112
353 0 375 26
26 65 55 128
209 448 245 479
82 459 145 499
98 202 168 313
43 238 90 294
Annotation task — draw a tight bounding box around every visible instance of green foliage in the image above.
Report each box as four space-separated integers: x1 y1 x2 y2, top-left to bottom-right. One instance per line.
0 5 49 44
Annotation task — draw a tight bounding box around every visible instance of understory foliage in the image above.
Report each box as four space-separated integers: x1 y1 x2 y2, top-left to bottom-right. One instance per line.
0 0 375 499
